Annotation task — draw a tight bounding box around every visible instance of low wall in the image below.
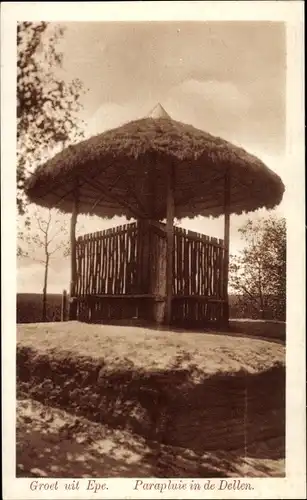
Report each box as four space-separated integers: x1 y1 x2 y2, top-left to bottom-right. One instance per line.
229 319 286 341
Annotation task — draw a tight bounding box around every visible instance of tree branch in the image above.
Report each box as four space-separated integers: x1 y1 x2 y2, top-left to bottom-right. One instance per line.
47 226 67 246
49 244 68 256
36 215 47 235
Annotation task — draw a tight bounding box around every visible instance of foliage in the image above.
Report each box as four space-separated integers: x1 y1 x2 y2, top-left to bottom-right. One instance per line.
229 215 286 320
17 21 85 215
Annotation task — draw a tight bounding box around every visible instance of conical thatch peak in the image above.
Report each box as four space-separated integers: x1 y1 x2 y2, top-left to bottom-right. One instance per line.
147 103 171 119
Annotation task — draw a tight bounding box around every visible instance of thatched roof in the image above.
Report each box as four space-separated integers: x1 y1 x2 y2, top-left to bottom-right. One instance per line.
25 104 285 220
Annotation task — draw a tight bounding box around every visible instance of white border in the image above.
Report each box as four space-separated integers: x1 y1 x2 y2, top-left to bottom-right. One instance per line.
1 2 305 499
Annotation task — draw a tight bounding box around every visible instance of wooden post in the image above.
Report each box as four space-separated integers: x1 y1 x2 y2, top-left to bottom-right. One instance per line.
136 218 151 321
165 164 175 325
61 289 67 321
69 186 79 320
223 168 231 328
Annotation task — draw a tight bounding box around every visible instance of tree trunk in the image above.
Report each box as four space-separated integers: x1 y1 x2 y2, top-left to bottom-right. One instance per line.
42 253 49 322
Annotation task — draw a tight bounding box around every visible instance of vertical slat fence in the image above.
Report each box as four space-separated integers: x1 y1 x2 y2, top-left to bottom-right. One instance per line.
75 220 226 327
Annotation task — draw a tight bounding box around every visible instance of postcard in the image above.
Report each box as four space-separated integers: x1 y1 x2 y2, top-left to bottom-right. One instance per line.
1 1 305 499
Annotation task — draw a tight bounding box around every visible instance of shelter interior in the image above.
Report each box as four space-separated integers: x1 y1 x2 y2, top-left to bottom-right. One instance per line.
73 218 228 328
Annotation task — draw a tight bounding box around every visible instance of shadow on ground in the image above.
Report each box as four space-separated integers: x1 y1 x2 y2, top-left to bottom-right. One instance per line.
17 399 284 478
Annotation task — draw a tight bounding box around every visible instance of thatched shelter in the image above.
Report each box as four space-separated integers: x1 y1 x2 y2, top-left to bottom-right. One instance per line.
25 104 285 327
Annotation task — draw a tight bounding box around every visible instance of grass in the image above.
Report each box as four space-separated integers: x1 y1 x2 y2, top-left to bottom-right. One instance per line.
17 293 64 323
17 322 286 476
17 321 285 380
229 319 285 341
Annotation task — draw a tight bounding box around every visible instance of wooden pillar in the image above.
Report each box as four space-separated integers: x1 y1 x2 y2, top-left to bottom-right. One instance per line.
136 218 151 320
61 289 67 321
69 187 79 320
165 164 175 325
223 168 231 328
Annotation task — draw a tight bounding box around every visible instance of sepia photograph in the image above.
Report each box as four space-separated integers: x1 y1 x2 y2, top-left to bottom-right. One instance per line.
1 2 305 498
15 19 287 479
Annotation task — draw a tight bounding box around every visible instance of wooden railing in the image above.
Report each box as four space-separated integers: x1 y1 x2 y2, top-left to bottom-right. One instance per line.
76 223 139 297
75 221 226 327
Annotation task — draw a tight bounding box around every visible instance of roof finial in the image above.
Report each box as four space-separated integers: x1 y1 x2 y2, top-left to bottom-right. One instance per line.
147 103 171 119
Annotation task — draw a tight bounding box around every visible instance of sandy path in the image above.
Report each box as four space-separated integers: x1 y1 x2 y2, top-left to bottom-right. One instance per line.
17 399 284 478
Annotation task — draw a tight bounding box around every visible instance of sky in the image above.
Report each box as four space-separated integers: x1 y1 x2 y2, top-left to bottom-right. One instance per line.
17 21 287 294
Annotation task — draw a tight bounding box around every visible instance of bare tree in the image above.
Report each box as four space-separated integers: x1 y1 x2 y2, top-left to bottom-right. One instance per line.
18 208 70 321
